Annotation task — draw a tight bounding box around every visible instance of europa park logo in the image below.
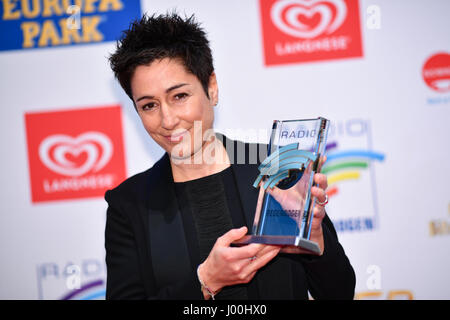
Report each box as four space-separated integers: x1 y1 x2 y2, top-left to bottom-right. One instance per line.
0 0 141 51
25 105 126 203
259 0 363 66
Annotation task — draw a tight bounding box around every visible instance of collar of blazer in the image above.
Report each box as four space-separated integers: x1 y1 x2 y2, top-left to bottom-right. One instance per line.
144 132 268 228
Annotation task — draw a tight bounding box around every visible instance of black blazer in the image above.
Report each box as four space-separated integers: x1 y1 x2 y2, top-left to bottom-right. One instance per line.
104 134 356 299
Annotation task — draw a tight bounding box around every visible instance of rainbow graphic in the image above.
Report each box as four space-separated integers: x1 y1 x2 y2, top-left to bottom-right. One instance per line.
60 279 106 300
323 142 385 198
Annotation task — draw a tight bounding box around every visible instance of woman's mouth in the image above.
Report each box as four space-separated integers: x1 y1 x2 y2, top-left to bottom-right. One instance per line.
164 130 188 143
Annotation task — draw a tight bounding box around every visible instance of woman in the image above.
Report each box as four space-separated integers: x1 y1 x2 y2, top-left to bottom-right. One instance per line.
105 12 356 300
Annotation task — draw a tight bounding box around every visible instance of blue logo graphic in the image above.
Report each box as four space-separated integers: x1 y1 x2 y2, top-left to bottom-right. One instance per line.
253 142 316 190
60 279 105 300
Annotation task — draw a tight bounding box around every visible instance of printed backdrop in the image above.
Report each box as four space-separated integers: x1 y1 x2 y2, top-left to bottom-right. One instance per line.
1 0 449 299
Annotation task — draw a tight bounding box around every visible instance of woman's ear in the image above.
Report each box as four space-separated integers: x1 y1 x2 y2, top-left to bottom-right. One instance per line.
208 72 219 106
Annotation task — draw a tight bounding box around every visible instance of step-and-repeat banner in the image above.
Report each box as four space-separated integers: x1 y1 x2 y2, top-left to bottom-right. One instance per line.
1 0 449 299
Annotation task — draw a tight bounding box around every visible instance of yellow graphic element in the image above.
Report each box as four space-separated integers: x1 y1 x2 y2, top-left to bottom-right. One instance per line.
355 290 414 300
327 171 360 186
21 16 103 48
2 0 123 19
355 291 382 300
387 290 414 300
2 0 124 48
429 220 450 236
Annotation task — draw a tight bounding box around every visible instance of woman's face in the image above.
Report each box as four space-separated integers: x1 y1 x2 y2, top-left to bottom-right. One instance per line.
130 58 218 161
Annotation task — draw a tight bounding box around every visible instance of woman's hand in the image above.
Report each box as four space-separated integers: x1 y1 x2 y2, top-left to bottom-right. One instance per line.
197 226 281 299
266 156 329 255
280 172 328 255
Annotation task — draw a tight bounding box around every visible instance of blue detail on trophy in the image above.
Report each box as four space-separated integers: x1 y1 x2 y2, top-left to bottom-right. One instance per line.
253 143 317 190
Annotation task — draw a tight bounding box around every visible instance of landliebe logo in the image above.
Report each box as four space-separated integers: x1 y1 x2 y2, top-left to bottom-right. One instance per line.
25 105 126 203
422 52 450 93
259 0 363 66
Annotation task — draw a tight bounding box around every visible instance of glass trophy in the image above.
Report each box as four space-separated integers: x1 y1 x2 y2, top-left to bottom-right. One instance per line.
234 117 330 254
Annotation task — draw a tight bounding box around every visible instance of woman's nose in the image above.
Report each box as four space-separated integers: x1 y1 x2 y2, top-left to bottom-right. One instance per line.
160 104 179 130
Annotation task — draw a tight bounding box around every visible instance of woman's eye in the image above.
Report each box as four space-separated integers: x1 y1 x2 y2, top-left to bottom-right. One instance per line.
142 103 156 110
174 93 188 101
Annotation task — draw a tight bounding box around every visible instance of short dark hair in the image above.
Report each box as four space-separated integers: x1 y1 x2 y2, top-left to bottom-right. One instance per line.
109 12 214 102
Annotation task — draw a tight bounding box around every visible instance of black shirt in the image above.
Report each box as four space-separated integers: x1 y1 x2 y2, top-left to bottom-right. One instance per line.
174 166 259 299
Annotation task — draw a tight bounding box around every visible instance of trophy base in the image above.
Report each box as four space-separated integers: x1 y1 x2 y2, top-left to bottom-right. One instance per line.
232 235 321 255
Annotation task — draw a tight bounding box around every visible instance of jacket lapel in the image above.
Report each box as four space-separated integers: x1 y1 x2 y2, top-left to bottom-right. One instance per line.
230 155 261 229
220 134 267 229
146 153 193 289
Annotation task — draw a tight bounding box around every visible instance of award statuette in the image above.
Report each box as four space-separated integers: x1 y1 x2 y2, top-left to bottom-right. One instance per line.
234 117 330 254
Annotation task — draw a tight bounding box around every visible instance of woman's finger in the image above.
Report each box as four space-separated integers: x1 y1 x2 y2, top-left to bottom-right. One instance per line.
216 226 247 247
311 186 327 204
243 246 281 276
318 155 327 172
314 173 328 190
313 204 326 220
228 243 266 260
